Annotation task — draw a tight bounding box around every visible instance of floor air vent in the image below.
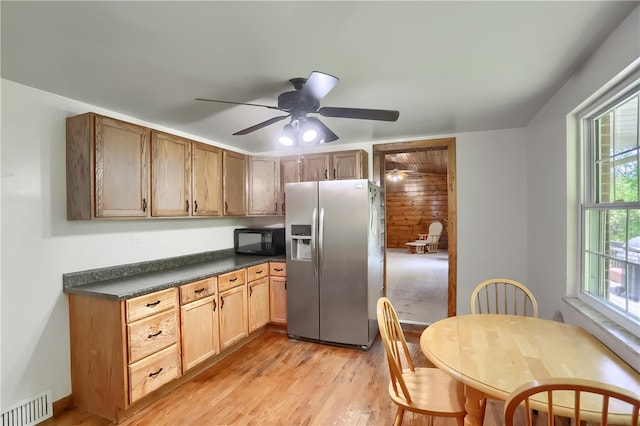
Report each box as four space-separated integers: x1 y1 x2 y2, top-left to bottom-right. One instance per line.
1 390 53 426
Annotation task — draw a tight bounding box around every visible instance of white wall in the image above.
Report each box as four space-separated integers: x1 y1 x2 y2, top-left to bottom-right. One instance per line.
0 80 282 409
526 6 639 356
456 128 528 313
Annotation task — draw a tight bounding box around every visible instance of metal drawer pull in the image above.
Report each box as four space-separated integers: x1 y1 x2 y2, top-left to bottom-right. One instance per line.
220 296 224 308
230 277 238 282
194 288 205 294
148 330 163 338
149 368 163 378
256 270 263 274
274 268 283 272
213 299 217 311
146 300 161 307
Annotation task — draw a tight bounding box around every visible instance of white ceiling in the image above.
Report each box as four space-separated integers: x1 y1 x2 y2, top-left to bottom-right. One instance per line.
2 1 637 153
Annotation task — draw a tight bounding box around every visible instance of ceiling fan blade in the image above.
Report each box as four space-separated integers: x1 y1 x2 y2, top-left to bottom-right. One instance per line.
233 115 290 136
196 98 283 112
319 107 399 122
306 117 339 143
302 71 339 101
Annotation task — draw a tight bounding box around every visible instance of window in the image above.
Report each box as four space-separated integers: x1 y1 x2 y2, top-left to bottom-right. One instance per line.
581 79 640 334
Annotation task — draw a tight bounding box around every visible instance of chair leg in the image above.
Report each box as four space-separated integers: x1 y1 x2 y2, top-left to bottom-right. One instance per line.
393 407 405 426
456 415 465 426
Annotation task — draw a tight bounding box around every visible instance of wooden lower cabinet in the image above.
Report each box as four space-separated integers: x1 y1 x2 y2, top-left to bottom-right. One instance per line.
68 287 180 422
218 269 248 350
249 276 270 332
269 262 287 325
69 264 287 422
128 344 181 403
179 278 219 372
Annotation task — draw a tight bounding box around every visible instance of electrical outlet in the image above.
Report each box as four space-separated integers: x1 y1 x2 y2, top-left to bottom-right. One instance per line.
132 234 142 250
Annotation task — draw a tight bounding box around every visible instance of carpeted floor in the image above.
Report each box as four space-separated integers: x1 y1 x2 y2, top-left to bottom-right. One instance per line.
386 247 449 324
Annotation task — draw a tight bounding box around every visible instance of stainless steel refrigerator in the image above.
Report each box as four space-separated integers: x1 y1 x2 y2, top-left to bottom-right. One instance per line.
285 179 383 349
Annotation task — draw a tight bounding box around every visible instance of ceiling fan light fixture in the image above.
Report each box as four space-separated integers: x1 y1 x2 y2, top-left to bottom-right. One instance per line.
299 119 321 144
278 124 296 146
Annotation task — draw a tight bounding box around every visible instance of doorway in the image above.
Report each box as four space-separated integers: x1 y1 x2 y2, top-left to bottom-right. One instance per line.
373 138 457 322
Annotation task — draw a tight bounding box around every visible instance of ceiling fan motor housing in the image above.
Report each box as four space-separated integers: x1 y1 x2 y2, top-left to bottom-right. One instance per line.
277 91 319 113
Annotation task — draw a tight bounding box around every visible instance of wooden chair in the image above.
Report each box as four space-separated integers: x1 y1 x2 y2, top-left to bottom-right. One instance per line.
504 378 640 426
470 278 539 317
376 297 465 426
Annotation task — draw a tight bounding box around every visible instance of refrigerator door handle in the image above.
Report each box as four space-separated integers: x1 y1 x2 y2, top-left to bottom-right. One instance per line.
311 207 318 278
319 207 325 278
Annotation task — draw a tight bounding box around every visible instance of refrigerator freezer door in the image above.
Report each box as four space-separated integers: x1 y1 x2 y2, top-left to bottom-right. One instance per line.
318 179 370 346
285 181 320 340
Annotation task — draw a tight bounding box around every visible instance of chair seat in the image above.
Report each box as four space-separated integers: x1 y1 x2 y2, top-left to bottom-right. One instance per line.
388 367 465 416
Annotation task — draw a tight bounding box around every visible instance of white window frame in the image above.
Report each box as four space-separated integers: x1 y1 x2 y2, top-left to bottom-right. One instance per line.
577 69 640 337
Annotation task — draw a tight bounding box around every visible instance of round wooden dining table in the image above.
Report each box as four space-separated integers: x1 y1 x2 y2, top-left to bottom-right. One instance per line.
420 314 640 426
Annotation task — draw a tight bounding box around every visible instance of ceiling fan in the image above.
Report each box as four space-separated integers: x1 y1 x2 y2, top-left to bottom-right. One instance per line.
196 71 399 145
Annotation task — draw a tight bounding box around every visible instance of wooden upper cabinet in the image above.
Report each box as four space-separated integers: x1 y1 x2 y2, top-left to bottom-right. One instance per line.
248 156 280 216
331 150 368 180
222 150 247 216
298 150 368 183
192 142 222 216
151 131 191 217
67 113 151 219
279 156 301 216
301 153 331 181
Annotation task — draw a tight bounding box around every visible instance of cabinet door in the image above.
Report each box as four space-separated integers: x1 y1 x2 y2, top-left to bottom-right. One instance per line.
151 131 191 217
219 285 248 350
180 295 219 372
301 154 330 181
222 150 247 216
94 115 150 218
331 150 367 180
248 156 280 215
280 156 300 215
269 276 287 324
248 277 270 332
192 142 222 216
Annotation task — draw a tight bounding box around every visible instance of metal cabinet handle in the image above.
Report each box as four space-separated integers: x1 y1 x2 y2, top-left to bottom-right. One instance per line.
194 200 198 213
230 277 238 282
194 288 205 294
250 287 253 296
142 198 147 212
148 330 163 339
185 200 189 212
213 299 217 311
220 296 224 308
225 201 228 212
274 268 283 272
149 368 163 378
334 169 336 179
324 169 327 179
146 300 160 307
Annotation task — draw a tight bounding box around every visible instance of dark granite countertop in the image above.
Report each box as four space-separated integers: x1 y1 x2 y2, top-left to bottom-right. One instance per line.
63 249 285 301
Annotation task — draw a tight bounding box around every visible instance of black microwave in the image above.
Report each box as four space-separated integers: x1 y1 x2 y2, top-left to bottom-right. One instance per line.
234 228 285 256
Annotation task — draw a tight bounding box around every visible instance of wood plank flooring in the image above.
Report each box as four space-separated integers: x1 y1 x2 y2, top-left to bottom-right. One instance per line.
43 329 509 426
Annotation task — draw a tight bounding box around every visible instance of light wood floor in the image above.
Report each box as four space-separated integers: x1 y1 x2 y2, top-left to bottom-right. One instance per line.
44 329 510 426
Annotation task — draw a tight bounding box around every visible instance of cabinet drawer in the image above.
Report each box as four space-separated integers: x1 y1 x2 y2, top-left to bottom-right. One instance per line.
269 262 286 277
180 277 217 305
126 288 177 323
128 344 180 403
247 263 269 282
218 269 246 292
128 309 178 363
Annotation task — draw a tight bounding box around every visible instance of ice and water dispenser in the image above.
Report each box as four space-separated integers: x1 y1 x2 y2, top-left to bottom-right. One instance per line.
290 225 312 261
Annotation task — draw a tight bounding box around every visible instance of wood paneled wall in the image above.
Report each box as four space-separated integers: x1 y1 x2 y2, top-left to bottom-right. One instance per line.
385 174 448 249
